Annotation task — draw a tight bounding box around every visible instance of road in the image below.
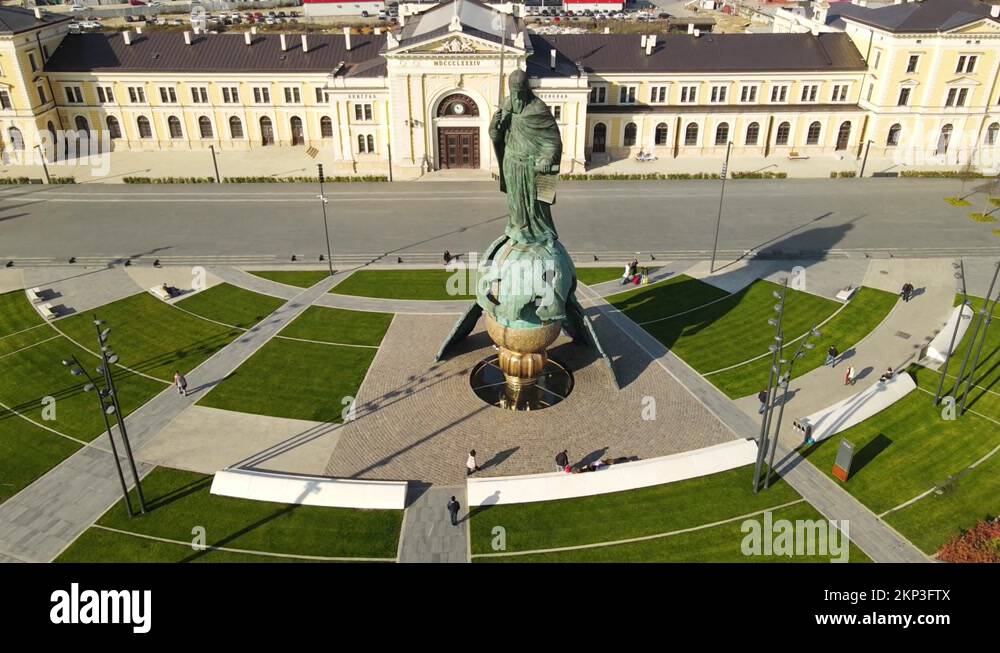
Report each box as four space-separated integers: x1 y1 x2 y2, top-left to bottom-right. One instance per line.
1 179 998 262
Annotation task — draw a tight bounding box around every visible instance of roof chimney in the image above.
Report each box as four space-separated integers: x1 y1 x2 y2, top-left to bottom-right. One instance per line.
244 31 252 46
992 5 1000 18
280 33 287 52
302 34 309 52
123 30 132 45
184 30 192 45
688 23 695 35
344 26 352 51
33 7 42 19
550 48 556 70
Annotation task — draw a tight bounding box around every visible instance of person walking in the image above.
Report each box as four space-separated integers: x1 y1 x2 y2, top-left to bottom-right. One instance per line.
173 370 188 397
466 449 480 476
621 261 632 285
447 496 460 526
844 365 857 386
757 389 768 414
901 282 914 302
825 345 839 367
555 449 569 472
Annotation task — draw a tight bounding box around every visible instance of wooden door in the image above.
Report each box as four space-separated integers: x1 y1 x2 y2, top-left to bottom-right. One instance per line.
438 127 479 169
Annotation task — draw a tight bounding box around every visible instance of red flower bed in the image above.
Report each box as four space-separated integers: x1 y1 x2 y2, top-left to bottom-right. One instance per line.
937 518 1000 563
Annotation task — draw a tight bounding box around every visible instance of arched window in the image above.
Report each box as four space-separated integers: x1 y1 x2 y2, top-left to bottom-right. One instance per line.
987 122 1000 145
137 116 152 139
260 116 274 146
167 115 183 139
887 123 902 147
436 93 479 117
715 122 729 146
806 121 821 145
592 122 607 153
684 122 699 146
290 116 304 146
836 121 851 151
623 122 637 147
198 116 213 139
229 116 244 139
654 122 668 146
106 116 122 140
745 122 759 146
74 116 90 134
358 134 366 153
775 122 791 146
320 116 333 138
937 124 953 155
8 127 23 150
367 134 375 153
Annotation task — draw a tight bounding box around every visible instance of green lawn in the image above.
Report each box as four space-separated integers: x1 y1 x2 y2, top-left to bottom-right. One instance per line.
617 279 839 375
197 337 376 422
707 287 898 398
471 465 800 554
278 306 393 347
174 283 285 329
481 502 869 563
0 415 81 504
56 467 402 561
330 269 475 301
247 270 331 289
57 528 316 563
930 295 1000 419
576 267 635 286
0 289 43 337
0 322 57 357
56 292 242 382
608 273 730 325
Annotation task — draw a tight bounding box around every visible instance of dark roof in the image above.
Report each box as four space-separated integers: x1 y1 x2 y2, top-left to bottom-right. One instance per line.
0 6 69 34
836 0 995 33
527 32 867 75
44 32 387 76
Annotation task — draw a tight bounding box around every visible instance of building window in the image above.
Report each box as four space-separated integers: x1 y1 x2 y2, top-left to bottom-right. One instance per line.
74 116 90 134
654 122 668 146
873 50 881 69
96 86 114 104
897 87 911 106
284 87 301 104
987 122 999 145
710 85 728 103
907 55 919 73
354 103 373 121
290 116 304 145
745 122 759 145
320 116 333 138
739 86 757 103
623 122 637 147
937 124 953 155
167 115 183 139
191 87 208 103
222 87 239 104
9 127 24 150
159 87 177 104
592 122 606 152
776 121 791 146
715 122 729 145
946 88 969 107
229 116 244 139
253 87 271 104
887 123 901 147
106 116 122 140
0 90 11 110
956 55 977 73
831 84 848 102
552 105 562 121
806 121 821 145
618 86 636 104
770 85 788 103
866 84 874 102
684 122 698 146
137 115 152 139
315 87 326 103
358 133 376 153
27 52 37 73
680 85 698 104
65 86 83 104
198 116 213 139
36 86 46 105
128 86 146 104
800 84 818 102
589 86 607 104
650 86 667 103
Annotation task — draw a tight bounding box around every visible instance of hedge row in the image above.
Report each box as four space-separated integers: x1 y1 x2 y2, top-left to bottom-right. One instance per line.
223 175 388 183
560 172 720 180
900 170 990 178
731 171 788 179
829 171 857 178
123 176 216 184
0 177 32 184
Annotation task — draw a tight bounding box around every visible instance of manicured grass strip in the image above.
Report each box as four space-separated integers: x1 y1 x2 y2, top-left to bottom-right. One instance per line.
0 337 165 441
469 464 799 554
707 287 898 399
279 305 393 347
927 295 1000 421
0 325 58 358
802 390 1000 515
57 528 315 563
198 338 376 422
247 270 331 289
0 290 44 338
174 283 285 329
636 280 839 374
56 292 241 382
478 503 870 563
0 415 81 505
74 467 402 560
576 267 634 286
608 273 730 325
331 269 475 301
886 444 1000 556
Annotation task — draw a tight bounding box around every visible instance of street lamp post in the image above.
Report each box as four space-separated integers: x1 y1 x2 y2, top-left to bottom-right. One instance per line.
858 139 874 179
317 163 334 277
956 261 1000 414
951 260 999 414
934 260 968 404
710 140 733 274
209 144 221 183
752 279 787 493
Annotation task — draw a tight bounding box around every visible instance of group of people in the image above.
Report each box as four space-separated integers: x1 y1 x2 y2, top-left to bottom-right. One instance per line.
621 258 649 286
634 151 658 162
900 282 915 302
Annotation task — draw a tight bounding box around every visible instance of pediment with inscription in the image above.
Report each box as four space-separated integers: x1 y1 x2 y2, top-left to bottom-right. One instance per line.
409 35 503 54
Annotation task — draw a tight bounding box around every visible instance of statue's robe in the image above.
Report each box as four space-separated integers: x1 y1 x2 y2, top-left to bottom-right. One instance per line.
489 93 563 245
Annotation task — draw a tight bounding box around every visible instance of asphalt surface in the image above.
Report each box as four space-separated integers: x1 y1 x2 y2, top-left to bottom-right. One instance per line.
1 179 998 262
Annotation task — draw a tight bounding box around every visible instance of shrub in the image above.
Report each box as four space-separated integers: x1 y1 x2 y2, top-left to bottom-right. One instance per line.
0 177 31 185
559 172 720 181
937 518 1000 563
731 171 788 179
829 171 856 178
123 176 215 184
49 176 76 184
900 170 990 178
222 175 388 183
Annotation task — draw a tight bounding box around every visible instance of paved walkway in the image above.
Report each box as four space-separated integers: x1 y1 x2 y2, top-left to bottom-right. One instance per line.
317 292 471 315
576 282 929 563
207 266 301 301
0 275 339 562
397 485 469 563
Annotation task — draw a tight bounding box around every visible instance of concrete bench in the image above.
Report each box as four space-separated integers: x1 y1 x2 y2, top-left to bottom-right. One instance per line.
38 303 56 320
210 468 407 510
793 373 916 444
835 285 858 302
25 287 43 304
149 285 171 301
925 304 974 364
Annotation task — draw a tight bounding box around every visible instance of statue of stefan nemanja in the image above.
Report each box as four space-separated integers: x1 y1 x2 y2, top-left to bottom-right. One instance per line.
437 69 617 399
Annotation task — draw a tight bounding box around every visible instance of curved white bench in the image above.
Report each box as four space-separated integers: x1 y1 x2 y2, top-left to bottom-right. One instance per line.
793 373 916 445
466 439 758 507
210 469 407 510
926 304 974 364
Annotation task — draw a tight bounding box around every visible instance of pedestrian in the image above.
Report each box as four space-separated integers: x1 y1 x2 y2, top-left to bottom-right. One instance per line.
447 496 460 526
621 261 632 285
466 449 480 475
757 389 768 414
901 282 914 302
844 365 856 386
555 449 569 472
173 370 188 397
825 345 839 367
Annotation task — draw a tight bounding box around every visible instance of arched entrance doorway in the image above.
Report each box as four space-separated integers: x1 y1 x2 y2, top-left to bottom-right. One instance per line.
435 93 480 170
593 123 607 153
260 116 274 146
836 121 851 151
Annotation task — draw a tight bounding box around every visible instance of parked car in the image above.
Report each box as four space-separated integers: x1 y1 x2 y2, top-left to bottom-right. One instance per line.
129 0 147 5
70 4 86 11
658 12 672 19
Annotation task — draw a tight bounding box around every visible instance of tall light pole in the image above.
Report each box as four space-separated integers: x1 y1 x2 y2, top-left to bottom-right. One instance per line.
317 163 334 277
858 139 874 179
934 260 968 404
956 260 1000 414
209 144 221 183
752 279 787 493
951 260 999 415
710 140 732 274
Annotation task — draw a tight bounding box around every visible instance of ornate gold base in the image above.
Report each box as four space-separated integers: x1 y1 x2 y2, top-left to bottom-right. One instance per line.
484 314 562 391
